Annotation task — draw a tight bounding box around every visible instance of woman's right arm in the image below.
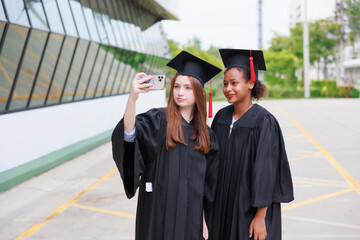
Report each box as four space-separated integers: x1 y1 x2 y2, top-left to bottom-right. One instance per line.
124 72 153 133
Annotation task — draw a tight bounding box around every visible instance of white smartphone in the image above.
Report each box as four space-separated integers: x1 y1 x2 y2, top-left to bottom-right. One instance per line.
141 75 166 90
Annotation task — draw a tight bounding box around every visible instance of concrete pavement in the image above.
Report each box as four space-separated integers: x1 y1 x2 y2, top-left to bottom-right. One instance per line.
1 98 359 240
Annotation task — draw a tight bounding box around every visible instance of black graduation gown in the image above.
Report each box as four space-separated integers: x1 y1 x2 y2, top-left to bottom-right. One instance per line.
208 104 294 240
111 108 220 240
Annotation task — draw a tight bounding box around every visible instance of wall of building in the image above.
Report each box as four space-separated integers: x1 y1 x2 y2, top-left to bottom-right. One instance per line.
0 90 166 173
0 0 174 190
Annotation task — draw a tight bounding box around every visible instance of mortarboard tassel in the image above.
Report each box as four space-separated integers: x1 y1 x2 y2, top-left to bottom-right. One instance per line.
208 79 213 118
249 50 256 82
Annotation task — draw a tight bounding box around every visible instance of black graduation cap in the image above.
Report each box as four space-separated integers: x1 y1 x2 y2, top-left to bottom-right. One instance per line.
167 50 222 86
219 49 266 82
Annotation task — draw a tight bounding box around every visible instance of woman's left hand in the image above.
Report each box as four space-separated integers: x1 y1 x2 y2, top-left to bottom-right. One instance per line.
249 215 267 240
203 213 209 239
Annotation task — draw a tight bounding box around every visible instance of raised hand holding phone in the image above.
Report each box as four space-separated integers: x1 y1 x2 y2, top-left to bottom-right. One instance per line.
141 75 166 90
129 72 153 101
125 72 153 133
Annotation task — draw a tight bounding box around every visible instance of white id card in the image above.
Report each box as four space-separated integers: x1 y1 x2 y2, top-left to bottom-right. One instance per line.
146 182 153 192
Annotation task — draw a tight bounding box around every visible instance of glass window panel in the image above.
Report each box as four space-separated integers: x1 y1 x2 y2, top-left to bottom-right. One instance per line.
0 1 6 21
124 1 142 52
74 41 98 100
122 52 136 93
81 4 99 42
118 64 131 94
117 1 135 50
3 0 29 26
46 36 76 105
95 49 114 97
93 11 108 44
110 49 125 95
111 18 123 47
42 0 64 34
26 0 48 30
117 50 133 94
105 0 122 47
95 52 114 97
115 50 128 94
109 0 128 49
0 21 5 40
85 45 107 99
56 0 77 37
0 24 28 111
104 47 120 96
118 21 130 49
69 0 89 39
61 39 88 102
106 60 119 95
29 33 63 107
9 29 47 110
102 14 116 46
128 1 145 53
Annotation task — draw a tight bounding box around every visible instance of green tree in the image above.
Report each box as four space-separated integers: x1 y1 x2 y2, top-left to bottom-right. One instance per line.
168 39 181 57
272 20 341 78
344 0 360 50
264 50 297 97
166 37 224 81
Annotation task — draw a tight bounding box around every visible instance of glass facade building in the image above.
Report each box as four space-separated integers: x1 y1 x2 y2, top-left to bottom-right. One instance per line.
0 0 175 114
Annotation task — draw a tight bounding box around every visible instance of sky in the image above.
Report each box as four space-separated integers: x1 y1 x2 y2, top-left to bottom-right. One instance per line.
161 0 292 50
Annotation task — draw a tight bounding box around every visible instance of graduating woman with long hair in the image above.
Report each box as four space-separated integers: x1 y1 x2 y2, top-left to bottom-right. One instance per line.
112 51 221 240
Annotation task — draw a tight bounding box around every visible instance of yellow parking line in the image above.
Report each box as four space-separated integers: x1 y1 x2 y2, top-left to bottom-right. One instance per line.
282 188 354 211
72 203 136 219
15 168 118 240
293 180 351 188
277 106 360 196
76 193 125 203
289 152 323 162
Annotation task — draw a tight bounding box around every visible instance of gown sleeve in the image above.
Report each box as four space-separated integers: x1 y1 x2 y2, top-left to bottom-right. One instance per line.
111 108 163 199
251 115 294 208
204 129 220 215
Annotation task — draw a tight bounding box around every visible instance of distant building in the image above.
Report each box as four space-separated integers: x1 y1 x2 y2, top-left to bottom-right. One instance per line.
289 0 360 88
343 42 360 88
0 0 178 191
289 0 337 27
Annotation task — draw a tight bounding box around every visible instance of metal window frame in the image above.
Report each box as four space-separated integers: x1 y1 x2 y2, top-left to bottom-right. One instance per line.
0 0 171 115
59 0 81 103
82 0 105 100
27 30 51 108
43 34 66 105
118 0 136 51
0 0 9 56
43 0 68 105
122 0 141 52
127 0 145 53
116 50 132 94
101 0 121 97
137 11 157 74
5 0 33 110
71 0 95 101
122 51 138 93
92 0 112 98
109 0 130 95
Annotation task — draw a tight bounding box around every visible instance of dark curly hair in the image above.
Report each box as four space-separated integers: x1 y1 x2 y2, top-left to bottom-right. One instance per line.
225 67 268 101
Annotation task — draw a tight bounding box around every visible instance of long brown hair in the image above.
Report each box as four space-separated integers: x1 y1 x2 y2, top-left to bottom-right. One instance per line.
166 75 210 154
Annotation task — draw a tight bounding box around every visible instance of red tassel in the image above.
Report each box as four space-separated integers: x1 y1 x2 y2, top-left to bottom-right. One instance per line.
249 50 256 82
208 80 213 118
